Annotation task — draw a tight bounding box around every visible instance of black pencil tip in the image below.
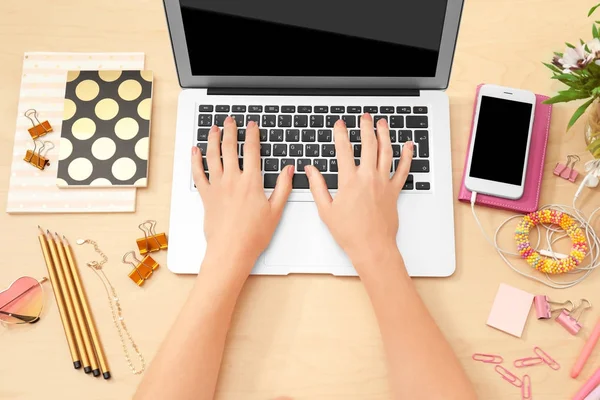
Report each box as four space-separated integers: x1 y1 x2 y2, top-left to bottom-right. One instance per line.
84 366 92 374
74 361 82 369
92 369 100 377
103 371 111 380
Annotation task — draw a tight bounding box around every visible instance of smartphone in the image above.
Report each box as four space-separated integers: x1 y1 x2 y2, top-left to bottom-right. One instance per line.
465 84 536 200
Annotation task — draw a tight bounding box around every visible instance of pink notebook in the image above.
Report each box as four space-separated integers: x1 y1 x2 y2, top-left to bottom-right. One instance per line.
457 84 553 213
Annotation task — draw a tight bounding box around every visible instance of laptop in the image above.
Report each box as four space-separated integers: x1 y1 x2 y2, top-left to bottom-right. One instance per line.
163 0 463 276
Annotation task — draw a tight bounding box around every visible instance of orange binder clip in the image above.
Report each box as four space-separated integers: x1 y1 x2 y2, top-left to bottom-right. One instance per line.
24 140 54 171
136 220 168 255
25 109 53 139
123 251 159 287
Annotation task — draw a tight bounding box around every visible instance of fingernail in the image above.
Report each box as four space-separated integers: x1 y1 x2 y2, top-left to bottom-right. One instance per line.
288 165 295 177
304 165 311 177
363 112 371 120
336 119 346 127
225 116 233 123
210 125 218 132
407 140 414 148
247 120 256 128
378 118 388 126
192 146 199 155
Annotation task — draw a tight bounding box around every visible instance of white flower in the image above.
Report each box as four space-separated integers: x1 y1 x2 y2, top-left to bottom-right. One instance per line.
587 38 600 65
557 45 592 73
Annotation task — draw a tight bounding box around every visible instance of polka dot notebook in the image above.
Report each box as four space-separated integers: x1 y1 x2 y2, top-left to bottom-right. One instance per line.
57 70 153 188
6 52 143 214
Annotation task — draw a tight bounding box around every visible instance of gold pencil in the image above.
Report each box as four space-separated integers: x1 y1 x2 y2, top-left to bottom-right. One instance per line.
63 236 112 380
46 230 91 373
37 226 81 369
55 232 100 376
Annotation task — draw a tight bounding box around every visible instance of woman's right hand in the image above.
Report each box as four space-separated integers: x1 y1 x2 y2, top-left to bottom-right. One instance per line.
304 113 414 274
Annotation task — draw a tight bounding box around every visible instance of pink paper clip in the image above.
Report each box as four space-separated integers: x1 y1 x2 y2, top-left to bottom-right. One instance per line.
534 346 560 370
472 353 504 364
514 357 544 368
521 375 532 400
495 365 523 388
533 295 573 319
553 155 580 182
556 300 592 336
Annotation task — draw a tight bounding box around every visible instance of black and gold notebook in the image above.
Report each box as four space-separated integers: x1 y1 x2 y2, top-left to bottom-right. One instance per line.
58 70 153 188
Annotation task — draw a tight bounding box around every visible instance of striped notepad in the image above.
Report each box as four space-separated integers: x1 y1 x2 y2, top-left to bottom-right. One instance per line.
6 52 144 213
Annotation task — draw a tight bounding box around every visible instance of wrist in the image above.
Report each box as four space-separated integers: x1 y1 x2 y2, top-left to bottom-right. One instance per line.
199 246 258 287
352 244 409 284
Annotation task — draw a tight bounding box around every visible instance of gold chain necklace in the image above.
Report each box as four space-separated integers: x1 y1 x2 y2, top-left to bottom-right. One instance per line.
77 239 146 375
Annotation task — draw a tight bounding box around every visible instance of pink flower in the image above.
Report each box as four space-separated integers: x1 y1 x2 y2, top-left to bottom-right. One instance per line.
554 45 592 73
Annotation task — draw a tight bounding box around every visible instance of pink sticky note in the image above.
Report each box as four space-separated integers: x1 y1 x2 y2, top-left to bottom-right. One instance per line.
487 283 534 337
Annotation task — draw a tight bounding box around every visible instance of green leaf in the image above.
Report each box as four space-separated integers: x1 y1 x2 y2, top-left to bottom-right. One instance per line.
594 24 599 38
581 38 586 46
551 73 580 82
554 52 564 57
589 3 600 17
567 97 595 130
566 42 576 49
543 91 591 104
543 62 562 74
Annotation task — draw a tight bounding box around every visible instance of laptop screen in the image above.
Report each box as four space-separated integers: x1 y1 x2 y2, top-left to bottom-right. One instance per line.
179 0 449 78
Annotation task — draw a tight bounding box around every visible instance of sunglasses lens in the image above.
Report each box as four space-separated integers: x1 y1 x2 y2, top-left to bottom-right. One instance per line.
0 277 43 324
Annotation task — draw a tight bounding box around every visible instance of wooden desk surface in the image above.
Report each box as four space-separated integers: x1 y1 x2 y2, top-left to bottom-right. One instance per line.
1 0 599 398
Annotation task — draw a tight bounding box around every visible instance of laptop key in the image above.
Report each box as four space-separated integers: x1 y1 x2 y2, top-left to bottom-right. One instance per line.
317 129 332 142
331 106 345 113
403 181 414 190
278 115 292 127
265 106 279 113
298 106 312 113
198 114 212 126
415 130 429 158
264 158 278 171
416 182 431 190
302 129 316 142
260 144 272 156
413 106 428 114
392 144 401 158
246 114 260 126
269 129 284 142
410 160 430 173
364 106 378 114
286 129 300 142
289 144 303 156
199 105 213 112
398 130 412 142
354 144 362 158
249 105 263 113
232 105 246 112
237 129 246 142
264 173 278 189
259 129 268 142
329 159 338 172
313 159 328 172
197 143 208 154
315 106 328 113
310 115 324 128
350 129 361 142
326 115 340 128
389 130 397 142
239 143 244 156
396 106 411 114
273 144 287 156
203 158 208 171
216 105 230 112
238 158 244 170
390 116 404 128
296 158 311 171
374 115 388 126
322 144 336 157
294 115 308 128
262 115 276 127
381 106 394 114
348 106 361 113
406 116 428 128
281 158 295 170
231 114 244 127
354 159 361 166
341 115 356 128
282 106 296 113
214 114 228 126
305 144 319 157
197 128 210 141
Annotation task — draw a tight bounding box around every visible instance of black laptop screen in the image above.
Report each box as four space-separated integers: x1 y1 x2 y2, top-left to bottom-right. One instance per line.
179 0 448 77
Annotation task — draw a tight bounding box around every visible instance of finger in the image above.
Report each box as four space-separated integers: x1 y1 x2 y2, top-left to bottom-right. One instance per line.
392 141 414 191
305 165 332 216
243 120 261 174
376 118 393 175
333 120 354 176
360 113 377 168
206 125 223 179
191 146 209 195
221 116 239 173
269 165 295 217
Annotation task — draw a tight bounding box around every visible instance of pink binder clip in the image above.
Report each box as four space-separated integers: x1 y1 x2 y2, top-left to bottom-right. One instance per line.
554 155 580 182
533 346 560 370
534 295 574 319
472 353 503 364
514 357 544 368
521 375 532 400
556 299 592 335
495 365 522 388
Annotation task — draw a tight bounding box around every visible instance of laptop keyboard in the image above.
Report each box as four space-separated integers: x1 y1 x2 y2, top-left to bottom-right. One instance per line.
196 104 431 191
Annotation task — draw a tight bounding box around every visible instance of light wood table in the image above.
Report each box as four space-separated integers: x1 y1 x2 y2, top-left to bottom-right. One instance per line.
1 0 599 398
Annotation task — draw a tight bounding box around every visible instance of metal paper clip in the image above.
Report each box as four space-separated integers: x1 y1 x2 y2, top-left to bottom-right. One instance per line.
514 357 544 368
556 299 592 335
521 375 532 400
136 220 168 255
25 109 53 139
533 346 560 370
472 353 503 364
23 140 54 171
123 251 159 287
553 154 580 182
494 365 522 388
534 295 574 319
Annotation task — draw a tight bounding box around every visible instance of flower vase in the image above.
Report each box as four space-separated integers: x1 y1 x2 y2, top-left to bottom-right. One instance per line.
585 100 600 159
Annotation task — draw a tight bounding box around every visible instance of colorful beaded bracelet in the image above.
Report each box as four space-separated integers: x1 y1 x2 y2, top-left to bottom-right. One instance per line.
515 209 588 274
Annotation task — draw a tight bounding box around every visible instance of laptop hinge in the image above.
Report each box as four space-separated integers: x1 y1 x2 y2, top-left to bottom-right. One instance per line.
207 88 420 97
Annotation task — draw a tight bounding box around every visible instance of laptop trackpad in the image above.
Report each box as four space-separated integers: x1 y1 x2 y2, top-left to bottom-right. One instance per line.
264 202 351 267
